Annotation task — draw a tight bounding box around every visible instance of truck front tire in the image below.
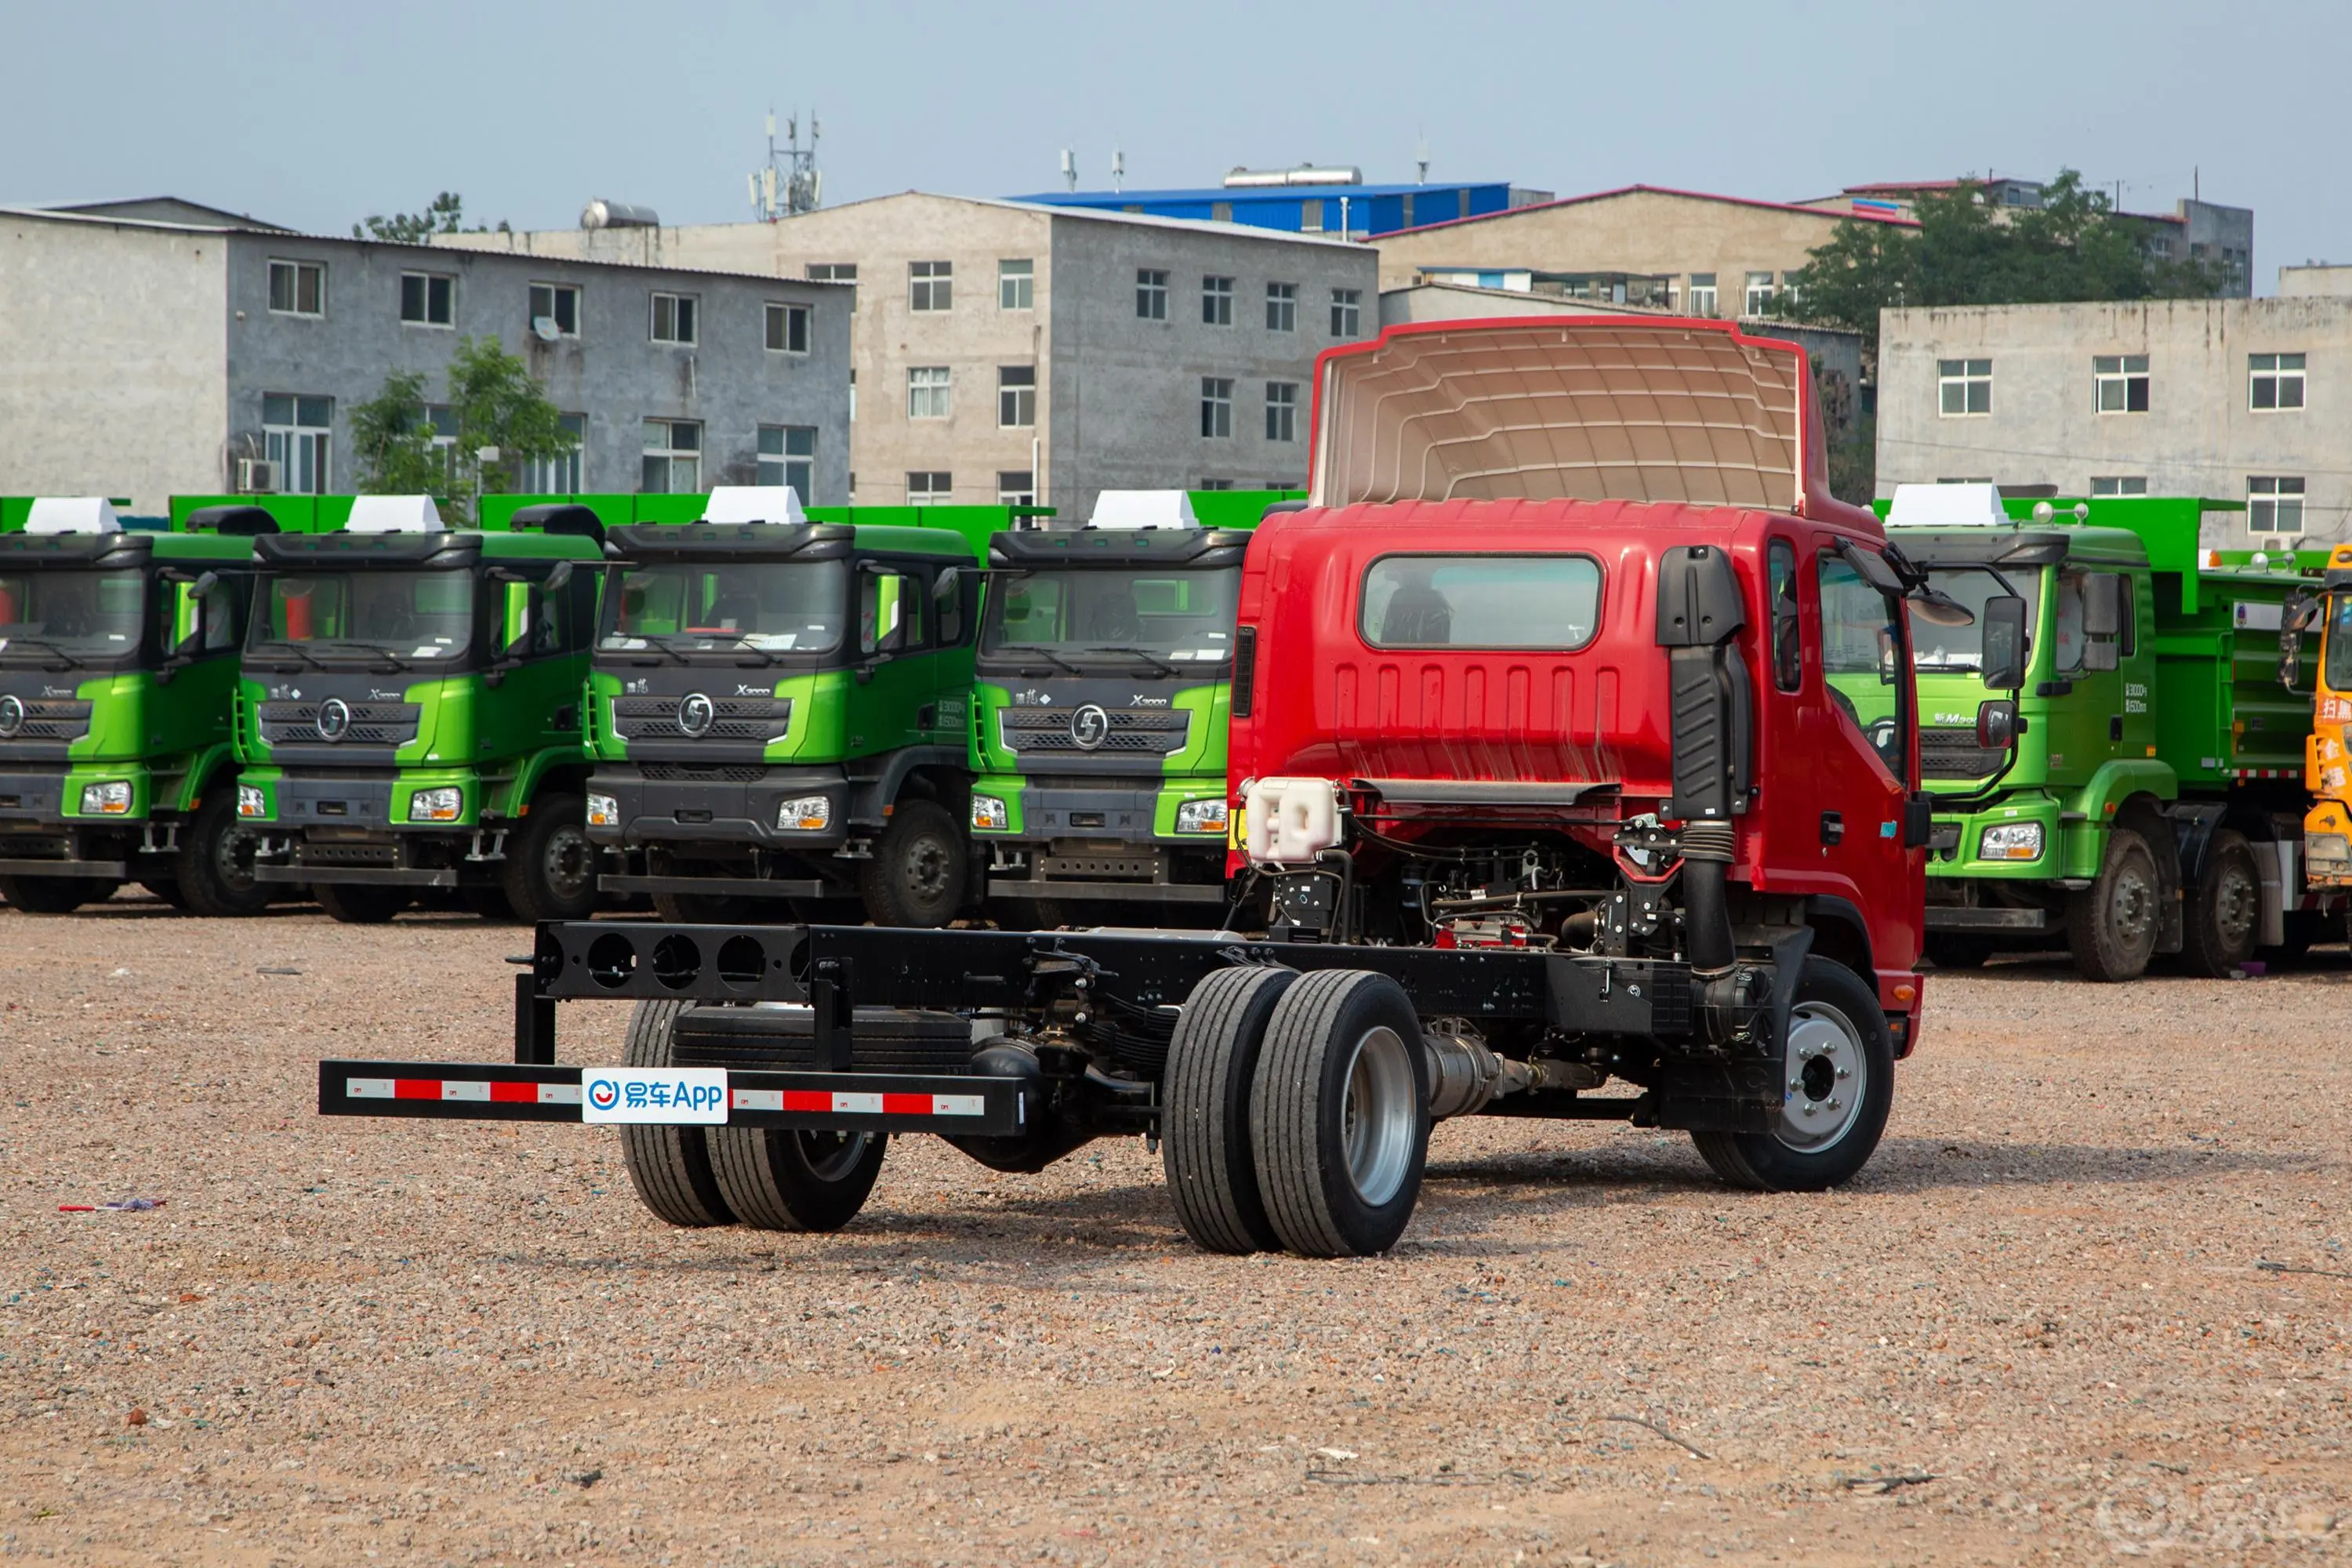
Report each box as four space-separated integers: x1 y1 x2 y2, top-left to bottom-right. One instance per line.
2067 826 2161 982
502 793 598 922
176 790 271 917
1162 966 1298 1254
616 998 735 1228
313 883 410 924
1250 970 1429 1258
2178 828 2260 978
858 800 967 927
1692 955 1893 1192
0 875 111 915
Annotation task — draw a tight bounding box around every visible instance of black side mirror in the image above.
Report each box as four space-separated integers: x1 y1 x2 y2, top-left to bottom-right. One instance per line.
2281 592 2318 693
1980 595 2027 690
1976 698 2020 750
932 567 963 644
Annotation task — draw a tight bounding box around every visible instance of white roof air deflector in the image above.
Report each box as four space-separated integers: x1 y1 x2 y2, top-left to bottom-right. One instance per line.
1310 322 1806 514
1087 490 1200 530
1885 483 2010 528
344 495 445 533
701 486 810 525
24 497 123 534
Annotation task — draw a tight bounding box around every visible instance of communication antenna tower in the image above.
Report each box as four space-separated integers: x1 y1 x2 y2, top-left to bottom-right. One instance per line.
1415 132 1430 185
1112 147 1125 194
749 108 822 222
1060 148 1076 193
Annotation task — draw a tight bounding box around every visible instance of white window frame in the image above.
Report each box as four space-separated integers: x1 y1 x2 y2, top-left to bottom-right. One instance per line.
1265 381 1299 443
267 260 325 318
1744 271 1774 316
997 470 1036 506
650 292 699 346
998 259 1033 310
909 260 953 313
1202 275 1233 326
2092 354 2150 414
906 471 952 504
1265 281 1298 332
2089 476 2148 497
400 271 455 328
521 413 585 493
1200 377 1233 438
2251 352 2307 412
996 365 1036 429
1136 268 1169 321
764 302 811 354
1938 358 1993 417
2249 476 2307 534
907 365 951 420
1686 273 1718 317
1330 287 1362 337
528 281 580 339
262 394 332 494
757 424 816 502
1197 477 1235 491
807 262 858 313
641 418 702 493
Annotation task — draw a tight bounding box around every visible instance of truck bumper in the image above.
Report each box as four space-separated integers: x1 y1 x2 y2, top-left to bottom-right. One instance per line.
588 764 848 852
972 777 1229 905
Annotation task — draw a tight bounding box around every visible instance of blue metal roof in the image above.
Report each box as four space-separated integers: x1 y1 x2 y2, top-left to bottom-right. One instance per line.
1004 181 1523 238
1010 181 1514 204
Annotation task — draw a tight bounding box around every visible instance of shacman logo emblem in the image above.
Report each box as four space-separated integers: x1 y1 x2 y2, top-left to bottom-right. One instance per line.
0 695 23 738
589 1080 619 1109
315 698 351 742
677 692 716 737
1069 703 1110 750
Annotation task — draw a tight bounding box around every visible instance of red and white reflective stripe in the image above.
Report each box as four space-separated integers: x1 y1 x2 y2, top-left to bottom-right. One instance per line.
730 1087 986 1118
346 1076 583 1105
2234 768 2294 779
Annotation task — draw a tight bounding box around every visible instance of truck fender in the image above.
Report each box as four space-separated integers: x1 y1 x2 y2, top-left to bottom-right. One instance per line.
846 746 967 828
2114 793 2183 953
1764 925 1817 1065
1802 894 1873 981
2169 802 2227 888
180 742 242 813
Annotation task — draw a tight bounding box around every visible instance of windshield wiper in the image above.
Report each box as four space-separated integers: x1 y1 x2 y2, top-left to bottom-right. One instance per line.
1086 644 1181 678
999 645 1083 677
254 638 329 673
0 635 79 670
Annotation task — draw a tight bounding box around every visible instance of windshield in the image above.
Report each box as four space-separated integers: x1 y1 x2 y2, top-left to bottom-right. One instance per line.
1914 565 2043 674
2327 594 2352 692
982 564 1238 663
251 571 474 661
600 560 847 654
0 568 146 663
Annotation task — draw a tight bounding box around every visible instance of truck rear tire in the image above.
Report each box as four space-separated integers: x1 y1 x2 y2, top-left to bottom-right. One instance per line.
176 790 271 917
858 800 966 927
0 875 109 914
2066 826 2161 982
1162 966 1298 1254
710 1126 886 1232
616 998 735 1228
502 794 598 922
313 882 410 924
1692 956 1893 1192
1250 970 1429 1258
2179 828 2259 978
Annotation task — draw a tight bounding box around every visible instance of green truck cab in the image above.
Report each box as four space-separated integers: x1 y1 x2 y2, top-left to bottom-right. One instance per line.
968 492 1247 925
234 497 607 924
0 499 273 915
1886 485 2332 980
585 488 982 926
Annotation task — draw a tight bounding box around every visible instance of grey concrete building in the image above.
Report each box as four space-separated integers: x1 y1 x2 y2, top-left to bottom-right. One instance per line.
1876 289 2352 544
0 204 850 514
437 193 1380 519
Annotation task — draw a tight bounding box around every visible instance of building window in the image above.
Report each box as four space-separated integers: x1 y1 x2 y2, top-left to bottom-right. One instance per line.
1201 377 1233 438
2249 476 2307 533
400 272 455 327
997 365 1036 428
1686 273 1718 317
528 282 579 338
2089 476 2149 497
907 471 951 504
1330 287 1362 337
1744 271 1773 316
1265 381 1299 442
521 413 585 493
907 365 951 420
425 404 460 486
1780 270 1804 307
267 260 325 317
998 259 1033 310
757 425 816 503
1210 201 1232 223
641 419 701 492
1938 358 1993 416
998 470 1036 506
262 394 332 494
764 302 811 354
1136 268 1169 321
1203 275 1234 326
1300 199 1324 233
1265 281 1298 332
2251 352 2306 411
650 292 698 345
807 262 856 312
2093 354 2150 413
909 260 952 312
1198 477 1235 491
848 368 856 423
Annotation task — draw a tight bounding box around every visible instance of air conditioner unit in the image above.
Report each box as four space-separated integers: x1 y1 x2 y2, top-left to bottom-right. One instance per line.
238 458 279 493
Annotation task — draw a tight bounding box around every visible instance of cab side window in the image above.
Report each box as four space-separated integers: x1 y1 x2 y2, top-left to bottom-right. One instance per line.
1817 552 1904 776
1767 539 1802 692
861 567 924 654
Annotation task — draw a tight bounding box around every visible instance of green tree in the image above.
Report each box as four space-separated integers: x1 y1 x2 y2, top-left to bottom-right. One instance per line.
352 191 508 242
347 371 446 496
1775 171 2230 354
348 339 575 518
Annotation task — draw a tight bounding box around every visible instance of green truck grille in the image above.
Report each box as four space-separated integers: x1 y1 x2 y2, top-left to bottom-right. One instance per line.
1920 728 2005 780
999 708 1191 755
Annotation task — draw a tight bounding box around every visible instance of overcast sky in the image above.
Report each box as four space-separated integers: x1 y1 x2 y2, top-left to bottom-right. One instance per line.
9 0 2346 290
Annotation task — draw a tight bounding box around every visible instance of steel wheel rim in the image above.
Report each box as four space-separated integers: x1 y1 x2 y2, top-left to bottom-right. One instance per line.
544 826 593 898
904 835 950 899
1339 1024 1417 1207
798 1130 870 1182
216 825 260 893
2214 862 2258 951
2112 861 2154 948
1777 1000 1867 1153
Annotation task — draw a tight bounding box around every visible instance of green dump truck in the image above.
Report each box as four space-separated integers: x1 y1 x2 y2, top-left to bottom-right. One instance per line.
0 499 274 914
969 492 1250 925
1886 485 2335 980
234 497 608 924
584 488 982 924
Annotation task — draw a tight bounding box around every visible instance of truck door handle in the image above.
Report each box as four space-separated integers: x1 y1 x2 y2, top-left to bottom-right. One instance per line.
2109 715 2124 742
1820 811 1844 846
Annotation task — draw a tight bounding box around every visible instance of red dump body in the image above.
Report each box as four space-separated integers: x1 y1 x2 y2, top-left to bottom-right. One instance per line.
1228 318 1926 1032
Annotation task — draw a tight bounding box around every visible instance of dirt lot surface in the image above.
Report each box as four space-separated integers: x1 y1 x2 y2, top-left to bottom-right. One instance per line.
2 898 2348 1566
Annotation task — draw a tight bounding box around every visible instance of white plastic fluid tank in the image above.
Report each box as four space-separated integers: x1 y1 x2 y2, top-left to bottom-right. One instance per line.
1243 777 1342 865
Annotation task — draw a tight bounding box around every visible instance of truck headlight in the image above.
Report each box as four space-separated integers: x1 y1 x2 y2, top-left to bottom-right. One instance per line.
409 786 463 823
1980 822 2044 862
777 795 831 832
586 791 620 829
1175 798 1229 835
2308 832 2351 867
80 781 132 815
237 784 265 818
971 794 1009 832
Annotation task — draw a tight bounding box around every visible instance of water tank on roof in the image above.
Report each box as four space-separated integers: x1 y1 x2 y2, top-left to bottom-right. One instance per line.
581 198 659 230
1222 165 1363 189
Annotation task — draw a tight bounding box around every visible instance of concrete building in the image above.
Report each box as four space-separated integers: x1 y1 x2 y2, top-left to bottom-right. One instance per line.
1007 168 1552 239
440 193 1379 518
1370 186 1918 318
2280 264 2352 297
0 203 849 515
1876 288 2352 544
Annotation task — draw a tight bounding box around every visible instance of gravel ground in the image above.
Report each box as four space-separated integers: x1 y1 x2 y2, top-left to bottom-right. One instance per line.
2 897 2348 1566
